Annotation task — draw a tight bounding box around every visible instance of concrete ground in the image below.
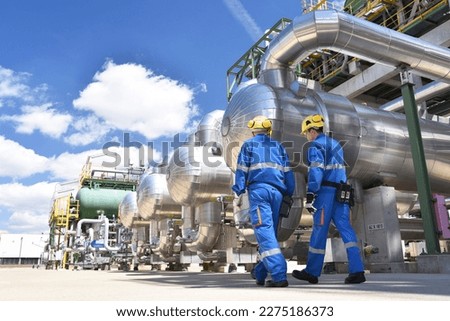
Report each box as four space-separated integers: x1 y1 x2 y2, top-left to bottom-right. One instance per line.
0 263 449 301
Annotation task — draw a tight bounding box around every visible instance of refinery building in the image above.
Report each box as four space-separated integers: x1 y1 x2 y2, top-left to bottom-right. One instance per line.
6 0 450 275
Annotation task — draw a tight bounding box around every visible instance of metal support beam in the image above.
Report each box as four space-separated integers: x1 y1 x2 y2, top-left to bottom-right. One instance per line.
400 69 441 254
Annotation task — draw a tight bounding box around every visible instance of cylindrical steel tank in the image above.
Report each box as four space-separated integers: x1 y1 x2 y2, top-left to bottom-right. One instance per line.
195 109 225 146
166 145 233 206
221 82 450 195
167 110 233 206
136 168 181 220
76 187 131 219
118 191 138 228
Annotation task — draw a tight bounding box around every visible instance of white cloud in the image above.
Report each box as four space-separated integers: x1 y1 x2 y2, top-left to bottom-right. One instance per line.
0 181 54 209
0 135 163 182
0 136 99 181
64 115 111 146
0 66 31 100
1 103 72 138
0 136 49 178
0 181 56 234
7 210 50 234
0 65 49 109
0 65 67 138
73 60 199 140
223 0 263 41
47 149 101 181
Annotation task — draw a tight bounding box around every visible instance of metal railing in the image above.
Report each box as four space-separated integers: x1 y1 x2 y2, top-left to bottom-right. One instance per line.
226 18 292 101
303 0 449 84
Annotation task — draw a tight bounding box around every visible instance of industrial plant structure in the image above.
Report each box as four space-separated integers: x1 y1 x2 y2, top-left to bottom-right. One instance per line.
46 0 450 273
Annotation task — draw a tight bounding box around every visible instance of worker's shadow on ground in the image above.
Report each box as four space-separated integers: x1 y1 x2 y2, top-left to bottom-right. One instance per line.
120 270 256 289
115 270 450 297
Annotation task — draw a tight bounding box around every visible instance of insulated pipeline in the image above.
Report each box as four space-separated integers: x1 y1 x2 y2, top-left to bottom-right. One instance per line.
259 10 450 88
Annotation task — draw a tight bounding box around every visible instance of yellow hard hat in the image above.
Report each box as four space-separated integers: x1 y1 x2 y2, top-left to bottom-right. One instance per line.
248 115 272 134
301 114 324 134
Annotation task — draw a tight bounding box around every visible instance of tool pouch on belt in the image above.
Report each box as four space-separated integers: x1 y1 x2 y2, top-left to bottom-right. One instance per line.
336 182 355 207
279 195 294 218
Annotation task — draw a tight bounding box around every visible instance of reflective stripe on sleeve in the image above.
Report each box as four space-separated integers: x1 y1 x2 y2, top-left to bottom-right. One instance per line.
237 164 249 172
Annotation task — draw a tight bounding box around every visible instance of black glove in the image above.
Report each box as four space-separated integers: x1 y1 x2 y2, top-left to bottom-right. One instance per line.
305 192 317 214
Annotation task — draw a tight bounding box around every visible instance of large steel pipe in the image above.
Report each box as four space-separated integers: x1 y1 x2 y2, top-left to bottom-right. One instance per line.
259 10 450 89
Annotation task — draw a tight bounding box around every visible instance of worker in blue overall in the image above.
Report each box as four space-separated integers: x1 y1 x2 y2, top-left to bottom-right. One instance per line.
232 115 295 287
292 114 366 284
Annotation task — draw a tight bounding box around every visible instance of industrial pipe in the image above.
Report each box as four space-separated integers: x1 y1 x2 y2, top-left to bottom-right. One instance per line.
259 10 450 88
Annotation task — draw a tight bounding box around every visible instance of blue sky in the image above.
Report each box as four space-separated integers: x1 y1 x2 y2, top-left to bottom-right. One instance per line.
0 0 305 234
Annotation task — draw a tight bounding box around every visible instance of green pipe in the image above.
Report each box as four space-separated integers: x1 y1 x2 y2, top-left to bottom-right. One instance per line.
400 70 440 254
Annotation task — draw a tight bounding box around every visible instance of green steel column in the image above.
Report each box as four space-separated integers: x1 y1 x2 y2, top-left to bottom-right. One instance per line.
400 70 440 254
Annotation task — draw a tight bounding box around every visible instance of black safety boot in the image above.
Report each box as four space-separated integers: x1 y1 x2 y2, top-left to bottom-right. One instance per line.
345 272 366 284
292 269 319 284
256 279 265 286
264 280 289 287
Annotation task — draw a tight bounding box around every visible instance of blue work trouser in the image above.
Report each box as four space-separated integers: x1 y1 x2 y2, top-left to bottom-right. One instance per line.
306 187 364 277
249 184 287 282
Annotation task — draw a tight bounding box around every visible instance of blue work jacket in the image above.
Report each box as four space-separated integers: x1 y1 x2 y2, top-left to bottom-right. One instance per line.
307 133 347 193
232 133 295 196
